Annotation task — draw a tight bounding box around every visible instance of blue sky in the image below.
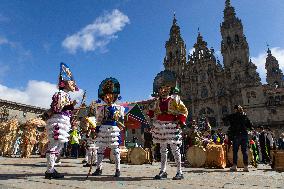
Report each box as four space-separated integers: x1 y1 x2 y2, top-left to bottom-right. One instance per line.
0 0 284 108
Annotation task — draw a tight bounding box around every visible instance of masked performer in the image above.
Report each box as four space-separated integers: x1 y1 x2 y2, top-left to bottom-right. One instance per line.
1 119 19 157
148 70 188 180
44 62 78 179
83 117 98 167
92 78 124 177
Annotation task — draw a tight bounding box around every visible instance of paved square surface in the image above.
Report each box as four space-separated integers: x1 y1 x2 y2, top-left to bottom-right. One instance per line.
0 157 283 189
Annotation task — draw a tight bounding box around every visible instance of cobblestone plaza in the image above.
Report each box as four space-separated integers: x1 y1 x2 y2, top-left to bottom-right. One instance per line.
0 157 283 189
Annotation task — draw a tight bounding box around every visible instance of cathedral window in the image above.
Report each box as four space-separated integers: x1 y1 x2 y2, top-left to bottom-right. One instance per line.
275 96 281 105
221 106 228 115
268 96 274 106
201 86 208 98
201 73 207 81
235 34 239 43
246 92 251 98
169 52 173 60
199 108 206 116
227 36 231 44
251 91 256 98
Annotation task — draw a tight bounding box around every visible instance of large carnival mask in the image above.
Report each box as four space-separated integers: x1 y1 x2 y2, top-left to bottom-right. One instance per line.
158 86 171 98
65 80 76 92
98 77 121 104
103 93 115 105
152 70 179 97
58 62 79 91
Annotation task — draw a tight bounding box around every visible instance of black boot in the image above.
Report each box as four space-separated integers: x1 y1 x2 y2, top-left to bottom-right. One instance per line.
154 171 167 180
172 173 184 180
83 163 91 167
92 168 102 176
45 170 64 179
82 160 87 164
114 169 120 177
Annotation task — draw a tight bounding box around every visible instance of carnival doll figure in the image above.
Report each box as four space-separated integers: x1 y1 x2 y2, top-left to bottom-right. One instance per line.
44 62 78 179
83 116 98 167
92 77 124 177
148 70 188 180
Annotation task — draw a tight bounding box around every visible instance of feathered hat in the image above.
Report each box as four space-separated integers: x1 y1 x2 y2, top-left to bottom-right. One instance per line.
98 77 121 102
58 62 78 90
152 70 179 97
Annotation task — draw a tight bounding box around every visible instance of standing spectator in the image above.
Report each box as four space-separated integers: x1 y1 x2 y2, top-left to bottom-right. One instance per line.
278 133 284 150
70 125 81 159
223 105 253 172
259 127 270 163
143 128 153 164
266 128 274 161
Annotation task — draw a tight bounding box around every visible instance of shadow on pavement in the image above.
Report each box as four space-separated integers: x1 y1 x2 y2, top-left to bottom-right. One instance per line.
0 173 155 182
0 163 77 168
61 174 155 181
0 173 44 180
183 169 231 173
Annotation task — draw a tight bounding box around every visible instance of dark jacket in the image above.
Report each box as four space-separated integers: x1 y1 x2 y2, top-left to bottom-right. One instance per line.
223 112 253 139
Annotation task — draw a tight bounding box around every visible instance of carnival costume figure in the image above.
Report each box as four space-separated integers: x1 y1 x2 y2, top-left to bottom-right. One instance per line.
38 128 49 158
20 120 37 158
0 119 19 157
92 78 124 177
148 70 188 180
44 63 78 179
83 116 98 167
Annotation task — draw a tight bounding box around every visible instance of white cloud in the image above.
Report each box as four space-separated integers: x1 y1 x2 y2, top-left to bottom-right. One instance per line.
251 47 284 84
188 48 194 55
62 9 130 54
0 36 11 46
0 80 84 109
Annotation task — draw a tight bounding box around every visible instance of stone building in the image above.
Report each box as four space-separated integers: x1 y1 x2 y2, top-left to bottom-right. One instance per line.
0 99 46 124
155 0 284 134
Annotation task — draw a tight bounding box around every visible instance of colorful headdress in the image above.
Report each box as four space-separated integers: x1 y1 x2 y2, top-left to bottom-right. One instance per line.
58 62 78 90
98 77 120 101
152 70 179 96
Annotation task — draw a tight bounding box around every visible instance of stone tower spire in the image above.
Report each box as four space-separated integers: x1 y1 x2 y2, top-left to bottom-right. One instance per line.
225 0 231 8
220 0 260 87
188 32 215 64
164 14 186 77
221 0 248 68
265 47 284 88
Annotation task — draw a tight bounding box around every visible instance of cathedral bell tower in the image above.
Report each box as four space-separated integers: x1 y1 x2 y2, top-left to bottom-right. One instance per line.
265 47 284 88
163 14 186 78
220 0 260 87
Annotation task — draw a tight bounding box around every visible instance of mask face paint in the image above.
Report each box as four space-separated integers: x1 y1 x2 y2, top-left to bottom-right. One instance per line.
103 93 115 104
65 80 76 92
159 86 171 98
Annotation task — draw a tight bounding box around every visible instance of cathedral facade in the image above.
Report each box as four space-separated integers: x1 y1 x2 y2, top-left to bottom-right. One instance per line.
159 0 284 134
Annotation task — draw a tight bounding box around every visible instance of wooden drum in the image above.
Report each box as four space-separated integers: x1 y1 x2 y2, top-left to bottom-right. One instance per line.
205 144 226 169
110 146 129 164
128 147 150 165
272 150 284 171
186 145 206 168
